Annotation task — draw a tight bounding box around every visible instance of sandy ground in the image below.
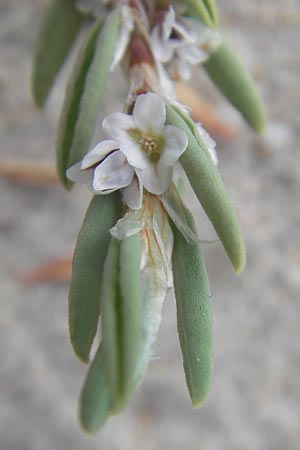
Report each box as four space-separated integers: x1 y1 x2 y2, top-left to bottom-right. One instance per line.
1 1 300 449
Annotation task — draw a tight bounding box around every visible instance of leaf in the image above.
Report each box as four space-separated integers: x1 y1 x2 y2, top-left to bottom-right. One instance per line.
203 0 218 25
56 8 121 188
32 0 83 108
119 233 143 399
101 234 143 413
55 16 104 188
166 105 246 274
68 8 121 168
99 238 121 411
171 207 213 408
203 38 267 134
79 345 111 433
180 0 218 28
68 192 122 363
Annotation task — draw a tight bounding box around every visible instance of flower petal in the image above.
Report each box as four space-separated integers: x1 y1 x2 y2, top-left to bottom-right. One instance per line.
177 60 192 80
93 151 134 191
160 184 199 244
67 162 94 184
110 208 143 240
136 162 173 195
133 93 166 133
81 139 120 169
122 174 143 210
119 139 148 169
151 27 175 63
178 45 207 65
162 6 176 41
160 125 188 166
196 124 218 165
102 112 135 141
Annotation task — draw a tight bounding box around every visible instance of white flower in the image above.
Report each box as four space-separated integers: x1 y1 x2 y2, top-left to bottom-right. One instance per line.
67 93 188 209
151 6 222 80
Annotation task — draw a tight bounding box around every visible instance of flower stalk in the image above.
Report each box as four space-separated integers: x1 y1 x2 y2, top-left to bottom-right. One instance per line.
31 0 266 433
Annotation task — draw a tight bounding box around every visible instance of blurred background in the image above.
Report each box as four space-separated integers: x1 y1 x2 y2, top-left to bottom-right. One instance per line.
0 0 299 449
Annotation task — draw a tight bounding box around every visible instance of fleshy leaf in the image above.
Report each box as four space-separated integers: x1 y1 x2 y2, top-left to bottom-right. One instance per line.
179 0 218 28
203 38 267 133
119 233 143 399
171 206 213 408
56 8 121 188
56 16 104 188
101 234 143 413
203 0 218 25
32 0 83 108
68 8 121 168
68 192 122 363
166 105 246 274
79 345 111 433
99 238 121 411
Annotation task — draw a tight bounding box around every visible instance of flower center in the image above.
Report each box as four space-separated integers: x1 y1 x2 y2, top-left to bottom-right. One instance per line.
128 128 165 163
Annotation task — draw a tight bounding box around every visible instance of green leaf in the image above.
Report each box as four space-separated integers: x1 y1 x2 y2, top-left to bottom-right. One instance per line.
203 38 267 134
56 8 120 188
79 345 111 433
180 0 218 28
102 234 143 413
55 16 104 188
68 8 121 168
119 233 142 398
203 0 218 24
68 192 122 363
166 105 246 274
171 207 213 408
100 238 121 411
32 0 83 108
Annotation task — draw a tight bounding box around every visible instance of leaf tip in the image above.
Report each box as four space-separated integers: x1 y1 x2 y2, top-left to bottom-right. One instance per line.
79 415 101 435
69 337 90 364
74 349 90 364
191 398 205 409
58 173 73 191
233 247 246 275
190 388 211 409
256 116 267 136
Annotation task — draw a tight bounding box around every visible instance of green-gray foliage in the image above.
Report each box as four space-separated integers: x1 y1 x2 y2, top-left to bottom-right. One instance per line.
204 39 266 133
172 207 213 407
101 234 142 413
56 9 120 188
166 105 246 274
32 0 83 108
68 192 122 363
180 0 218 28
80 345 111 433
